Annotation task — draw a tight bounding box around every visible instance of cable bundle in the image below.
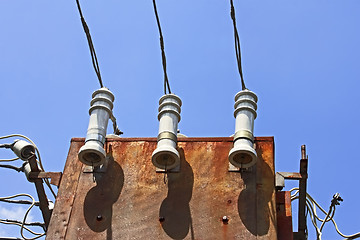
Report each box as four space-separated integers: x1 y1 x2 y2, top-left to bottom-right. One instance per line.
0 194 46 240
290 188 360 240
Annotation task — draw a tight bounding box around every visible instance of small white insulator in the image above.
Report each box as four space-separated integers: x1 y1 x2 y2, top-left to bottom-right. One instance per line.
228 89 258 168
78 87 115 166
11 140 35 160
152 94 182 170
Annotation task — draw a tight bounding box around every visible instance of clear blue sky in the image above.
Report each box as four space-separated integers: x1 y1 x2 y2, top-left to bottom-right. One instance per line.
0 0 359 239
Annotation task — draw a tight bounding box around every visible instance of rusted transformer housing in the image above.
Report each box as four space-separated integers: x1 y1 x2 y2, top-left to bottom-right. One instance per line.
47 137 292 239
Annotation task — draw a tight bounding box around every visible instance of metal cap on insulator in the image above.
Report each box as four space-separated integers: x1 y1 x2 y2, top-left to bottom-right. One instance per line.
78 87 115 167
228 89 258 169
152 94 182 170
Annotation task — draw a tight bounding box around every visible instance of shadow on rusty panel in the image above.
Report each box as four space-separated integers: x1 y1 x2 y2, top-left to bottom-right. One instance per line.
83 155 124 238
159 147 195 239
238 145 275 236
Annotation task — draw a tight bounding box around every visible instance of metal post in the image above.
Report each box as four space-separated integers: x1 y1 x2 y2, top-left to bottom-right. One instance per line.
297 145 308 240
27 154 51 230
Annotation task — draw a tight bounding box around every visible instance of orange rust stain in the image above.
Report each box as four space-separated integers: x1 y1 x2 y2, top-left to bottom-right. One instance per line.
48 137 277 240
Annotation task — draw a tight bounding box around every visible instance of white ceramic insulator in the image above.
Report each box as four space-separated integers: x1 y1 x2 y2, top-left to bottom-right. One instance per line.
78 87 115 166
152 94 182 170
11 140 35 160
229 89 258 168
234 91 257 133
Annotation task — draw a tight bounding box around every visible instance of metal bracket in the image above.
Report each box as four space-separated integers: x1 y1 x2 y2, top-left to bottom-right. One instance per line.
228 162 253 172
155 164 180 173
28 172 62 187
275 145 308 240
275 172 303 191
83 156 110 174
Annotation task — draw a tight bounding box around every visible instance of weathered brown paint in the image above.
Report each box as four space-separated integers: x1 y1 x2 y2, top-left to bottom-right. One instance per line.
276 191 293 240
47 137 278 239
27 155 51 229
28 172 62 187
46 141 84 239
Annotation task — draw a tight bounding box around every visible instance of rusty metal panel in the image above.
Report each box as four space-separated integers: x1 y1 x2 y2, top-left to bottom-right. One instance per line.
276 191 293 240
47 137 277 239
46 141 84 239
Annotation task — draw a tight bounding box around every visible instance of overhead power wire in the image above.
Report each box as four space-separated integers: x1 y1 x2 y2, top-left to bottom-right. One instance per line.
0 143 19 162
0 157 20 163
0 163 25 172
0 144 13 149
152 0 172 95
0 194 45 240
74 1 124 136
0 237 23 240
75 0 104 88
0 198 40 206
0 219 45 231
0 220 45 239
230 0 246 90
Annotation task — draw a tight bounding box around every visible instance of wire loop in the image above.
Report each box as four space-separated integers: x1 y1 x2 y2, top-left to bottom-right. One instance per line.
290 188 360 239
0 194 46 240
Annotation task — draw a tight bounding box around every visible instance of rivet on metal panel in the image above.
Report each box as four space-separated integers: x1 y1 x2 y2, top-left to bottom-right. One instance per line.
222 216 229 224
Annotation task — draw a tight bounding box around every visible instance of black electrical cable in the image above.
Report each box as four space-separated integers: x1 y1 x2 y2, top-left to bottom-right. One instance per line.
0 164 24 172
230 0 246 90
152 0 172 95
0 199 40 206
0 219 45 230
0 238 22 240
75 0 104 88
0 144 12 149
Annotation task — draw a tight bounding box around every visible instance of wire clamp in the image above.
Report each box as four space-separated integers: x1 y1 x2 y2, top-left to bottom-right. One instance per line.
331 193 343 206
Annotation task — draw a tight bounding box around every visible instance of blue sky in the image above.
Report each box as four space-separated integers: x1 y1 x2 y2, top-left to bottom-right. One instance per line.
0 0 359 239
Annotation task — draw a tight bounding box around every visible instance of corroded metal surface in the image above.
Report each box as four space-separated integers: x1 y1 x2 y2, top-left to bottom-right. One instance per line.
276 191 293 240
47 137 277 239
28 172 62 187
27 155 51 229
46 141 84 239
